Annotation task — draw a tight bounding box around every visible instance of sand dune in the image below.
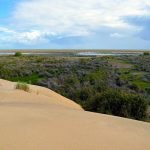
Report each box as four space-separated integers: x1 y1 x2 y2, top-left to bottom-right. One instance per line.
0 79 150 150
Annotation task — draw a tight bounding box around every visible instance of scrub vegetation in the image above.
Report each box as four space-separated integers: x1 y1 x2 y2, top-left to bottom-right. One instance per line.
0 54 149 121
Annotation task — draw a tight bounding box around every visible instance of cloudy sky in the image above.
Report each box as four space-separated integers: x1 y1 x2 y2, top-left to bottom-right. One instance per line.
0 0 150 49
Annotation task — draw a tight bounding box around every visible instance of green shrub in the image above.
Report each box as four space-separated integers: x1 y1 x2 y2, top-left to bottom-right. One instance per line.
14 52 22 57
16 82 30 92
79 87 93 101
129 94 147 120
145 87 150 94
143 52 150 56
84 89 147 120
129 83 140 92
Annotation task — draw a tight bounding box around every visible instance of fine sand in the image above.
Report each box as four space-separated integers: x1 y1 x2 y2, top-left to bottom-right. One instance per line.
0 79 150 150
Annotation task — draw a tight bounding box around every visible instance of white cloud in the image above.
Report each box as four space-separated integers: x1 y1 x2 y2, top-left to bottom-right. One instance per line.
0 27 53 44
0 27 15 34
110 33 125 38
1 0 150 45
12 0 150 31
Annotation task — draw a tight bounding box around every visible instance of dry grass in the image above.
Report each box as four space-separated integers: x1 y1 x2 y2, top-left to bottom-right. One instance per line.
16 82 30 92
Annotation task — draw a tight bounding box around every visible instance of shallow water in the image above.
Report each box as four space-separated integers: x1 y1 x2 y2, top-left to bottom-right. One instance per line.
0 51 140 56
76 52 138 56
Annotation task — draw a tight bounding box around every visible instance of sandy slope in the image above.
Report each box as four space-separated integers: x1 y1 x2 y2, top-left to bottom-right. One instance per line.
0 79 150 150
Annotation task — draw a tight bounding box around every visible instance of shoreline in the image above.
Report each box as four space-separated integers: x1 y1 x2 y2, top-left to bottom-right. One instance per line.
0 49 147 56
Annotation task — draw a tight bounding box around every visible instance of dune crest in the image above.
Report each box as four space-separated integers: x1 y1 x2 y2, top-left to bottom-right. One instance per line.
0 79 150 150
0 79 82 110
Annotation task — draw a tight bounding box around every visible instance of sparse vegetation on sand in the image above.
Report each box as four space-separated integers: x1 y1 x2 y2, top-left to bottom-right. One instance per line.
16 82 30 92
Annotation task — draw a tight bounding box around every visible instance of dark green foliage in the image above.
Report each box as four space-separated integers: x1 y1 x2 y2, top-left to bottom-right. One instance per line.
84 89 147 120
14 52 22 57
86 70 107 85
128 83 140 92
145 87 150 94
143 52 150 56
79 87 93 101
129 94 147 120
11 74 42 84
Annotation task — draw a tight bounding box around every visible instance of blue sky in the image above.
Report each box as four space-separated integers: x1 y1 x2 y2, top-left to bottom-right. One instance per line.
0 0 150 49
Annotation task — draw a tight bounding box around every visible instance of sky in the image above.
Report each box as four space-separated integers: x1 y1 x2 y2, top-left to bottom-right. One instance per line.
0 0 150 49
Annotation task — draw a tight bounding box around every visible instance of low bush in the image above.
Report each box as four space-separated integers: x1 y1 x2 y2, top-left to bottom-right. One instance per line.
143 52 150 56
16 82 30 92
14 52 22 57
84 89 147 120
